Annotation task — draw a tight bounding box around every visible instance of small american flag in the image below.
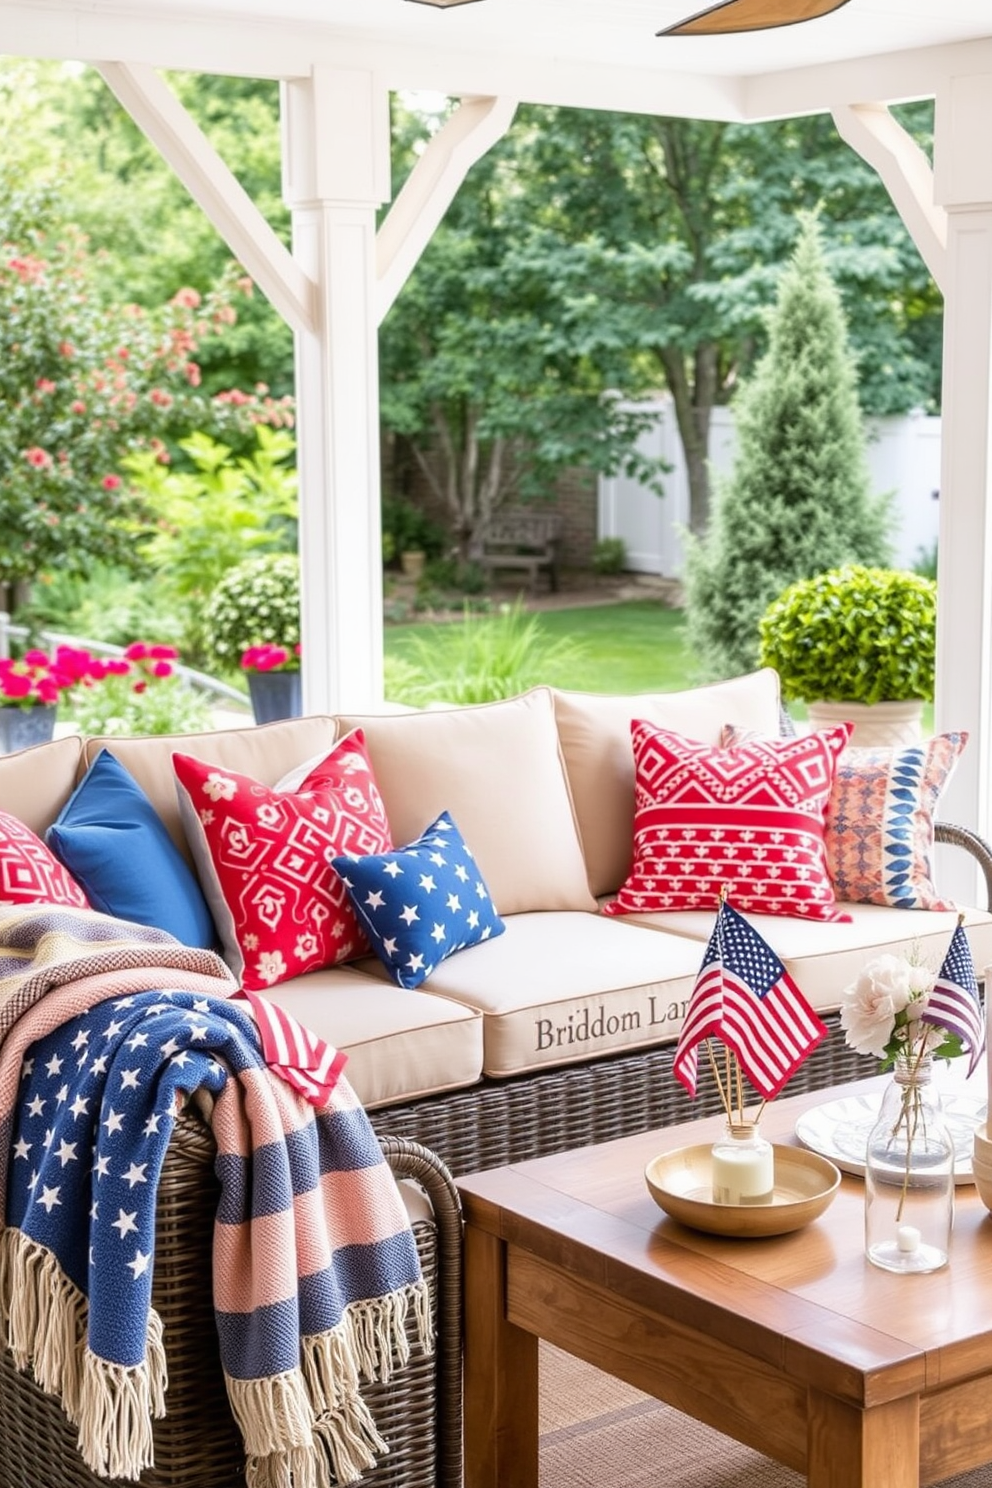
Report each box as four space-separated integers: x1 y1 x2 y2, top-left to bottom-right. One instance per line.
922 920 985 1076
673 898 827 1100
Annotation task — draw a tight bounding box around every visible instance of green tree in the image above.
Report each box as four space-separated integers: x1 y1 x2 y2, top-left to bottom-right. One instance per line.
682 214 891 682
379 100 669 554
518 104 939 535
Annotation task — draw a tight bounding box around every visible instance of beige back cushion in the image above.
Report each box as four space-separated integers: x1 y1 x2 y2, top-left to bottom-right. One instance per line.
83 715 339 863
334 688 596 915
0 736 85 836
552 668 784 897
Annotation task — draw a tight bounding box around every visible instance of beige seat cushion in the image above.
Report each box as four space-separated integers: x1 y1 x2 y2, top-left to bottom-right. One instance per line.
335 689 596 916
616 902 992 1015
0 735 85 835
84 715 339 863
365 911 706 1078
266 964 483 1110
552 669 783 898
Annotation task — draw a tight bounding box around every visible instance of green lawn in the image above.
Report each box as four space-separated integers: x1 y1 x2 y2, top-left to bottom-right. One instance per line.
384 600 695 695
383 599 936 730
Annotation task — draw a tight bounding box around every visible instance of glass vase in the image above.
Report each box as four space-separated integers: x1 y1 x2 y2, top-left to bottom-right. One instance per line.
864 1052 954 1273
711 1121 774 1205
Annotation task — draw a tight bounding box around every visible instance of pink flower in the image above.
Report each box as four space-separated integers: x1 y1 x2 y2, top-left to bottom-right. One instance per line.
101 474 122 491
172 287 202 309
35 378 56 395
124 642 150 661
151 661 174 678
0 674 32 700
70 399 86 414
59 341 75 358
240 644 293 673
23 446 52 469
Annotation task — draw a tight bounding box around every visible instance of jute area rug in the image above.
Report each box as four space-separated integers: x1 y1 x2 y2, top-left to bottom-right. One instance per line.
539 1343 992 1487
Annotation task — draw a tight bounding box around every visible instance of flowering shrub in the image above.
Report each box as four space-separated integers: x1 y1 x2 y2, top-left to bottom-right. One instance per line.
202 554 300 673
241 643 300 674
0 638 213 735
65 641 214 737
0 179 294 594
0 647 79 707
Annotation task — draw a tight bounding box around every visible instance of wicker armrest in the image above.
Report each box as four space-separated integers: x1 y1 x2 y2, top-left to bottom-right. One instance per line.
935 821 992 911
0 1117 463 1488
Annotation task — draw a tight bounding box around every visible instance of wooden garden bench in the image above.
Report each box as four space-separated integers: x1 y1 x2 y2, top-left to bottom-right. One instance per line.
470 508 562 593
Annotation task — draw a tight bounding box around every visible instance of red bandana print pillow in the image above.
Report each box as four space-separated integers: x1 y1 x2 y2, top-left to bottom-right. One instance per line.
174 729 392 990
604 721 852 923
0 811 89 909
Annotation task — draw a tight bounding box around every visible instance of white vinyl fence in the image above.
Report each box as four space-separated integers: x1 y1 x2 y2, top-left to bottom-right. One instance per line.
598 397 941 577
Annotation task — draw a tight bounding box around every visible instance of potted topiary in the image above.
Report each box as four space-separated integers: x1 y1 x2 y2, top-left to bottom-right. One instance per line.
203 553 302 724
757 565 937 746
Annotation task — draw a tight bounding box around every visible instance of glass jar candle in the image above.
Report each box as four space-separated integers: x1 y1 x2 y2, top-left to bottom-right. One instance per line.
711 1121 774 1205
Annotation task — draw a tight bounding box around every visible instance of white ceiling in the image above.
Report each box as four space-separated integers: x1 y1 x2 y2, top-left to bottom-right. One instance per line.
1 0 991 119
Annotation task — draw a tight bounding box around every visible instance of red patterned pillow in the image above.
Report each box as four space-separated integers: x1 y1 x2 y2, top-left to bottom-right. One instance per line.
604 722 852 923
0 811 89 908
174 729 392 990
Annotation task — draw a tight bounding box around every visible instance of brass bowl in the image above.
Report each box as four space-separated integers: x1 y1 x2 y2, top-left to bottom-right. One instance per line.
645 1143 841 1237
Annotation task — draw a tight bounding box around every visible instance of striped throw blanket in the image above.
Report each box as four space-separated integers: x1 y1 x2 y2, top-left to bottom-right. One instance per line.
0 906 431 1487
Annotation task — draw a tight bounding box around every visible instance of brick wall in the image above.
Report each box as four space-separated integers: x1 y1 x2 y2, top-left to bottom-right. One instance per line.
383 434 599 570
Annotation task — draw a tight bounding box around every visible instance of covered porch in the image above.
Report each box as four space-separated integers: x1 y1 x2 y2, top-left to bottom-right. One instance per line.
1 0 991 887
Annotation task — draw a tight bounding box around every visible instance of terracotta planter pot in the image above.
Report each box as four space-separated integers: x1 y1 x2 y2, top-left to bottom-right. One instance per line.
247 670 302 725
806 698 924 748
0 704 58 755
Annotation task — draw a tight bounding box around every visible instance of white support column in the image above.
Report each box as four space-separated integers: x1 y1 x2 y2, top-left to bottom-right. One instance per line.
282 67 391 713
932 73 992 897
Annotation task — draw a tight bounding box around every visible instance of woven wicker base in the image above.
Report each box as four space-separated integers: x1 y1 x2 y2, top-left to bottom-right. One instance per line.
0 1123 462 1488
369 1012 867 1176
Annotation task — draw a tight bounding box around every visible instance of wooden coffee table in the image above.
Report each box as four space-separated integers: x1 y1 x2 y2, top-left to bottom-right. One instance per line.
457 1078 992 1488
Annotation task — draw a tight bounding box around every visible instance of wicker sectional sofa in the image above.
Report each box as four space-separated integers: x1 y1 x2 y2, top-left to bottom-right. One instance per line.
2 668 991 1488
2 666 990 1177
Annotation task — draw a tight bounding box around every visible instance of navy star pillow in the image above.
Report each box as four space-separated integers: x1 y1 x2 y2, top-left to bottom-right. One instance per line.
332 811 505 989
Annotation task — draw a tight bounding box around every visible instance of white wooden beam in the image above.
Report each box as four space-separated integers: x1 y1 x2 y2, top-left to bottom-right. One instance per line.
96 60 315 334
376 94 517 323
831 102 947 292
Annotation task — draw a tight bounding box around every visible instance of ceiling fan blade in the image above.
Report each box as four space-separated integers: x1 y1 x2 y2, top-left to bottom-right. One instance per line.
659 0 850 36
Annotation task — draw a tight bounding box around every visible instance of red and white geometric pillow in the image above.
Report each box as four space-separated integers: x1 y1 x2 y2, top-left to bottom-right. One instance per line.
174 729 392 991
604 721 852 923
0 810 89 909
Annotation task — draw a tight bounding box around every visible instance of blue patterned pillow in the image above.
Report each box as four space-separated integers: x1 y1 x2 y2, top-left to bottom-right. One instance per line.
332 811 504 989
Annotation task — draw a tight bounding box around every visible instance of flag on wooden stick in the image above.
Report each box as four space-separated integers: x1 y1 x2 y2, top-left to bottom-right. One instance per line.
673 896 828 1101
922 916 985 1076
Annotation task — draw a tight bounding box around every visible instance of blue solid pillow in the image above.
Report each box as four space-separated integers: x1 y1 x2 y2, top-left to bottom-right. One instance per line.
46 749 216 948
332 811 504 989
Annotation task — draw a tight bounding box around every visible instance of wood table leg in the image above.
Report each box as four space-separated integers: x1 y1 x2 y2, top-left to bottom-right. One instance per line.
807 1389 920 1487
463 1226 539 1488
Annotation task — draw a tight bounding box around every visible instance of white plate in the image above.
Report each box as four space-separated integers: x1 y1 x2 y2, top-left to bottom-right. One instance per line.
794 1090 987 1184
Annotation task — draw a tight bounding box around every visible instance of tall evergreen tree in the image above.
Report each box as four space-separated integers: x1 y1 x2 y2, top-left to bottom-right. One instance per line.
682 214 891 682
